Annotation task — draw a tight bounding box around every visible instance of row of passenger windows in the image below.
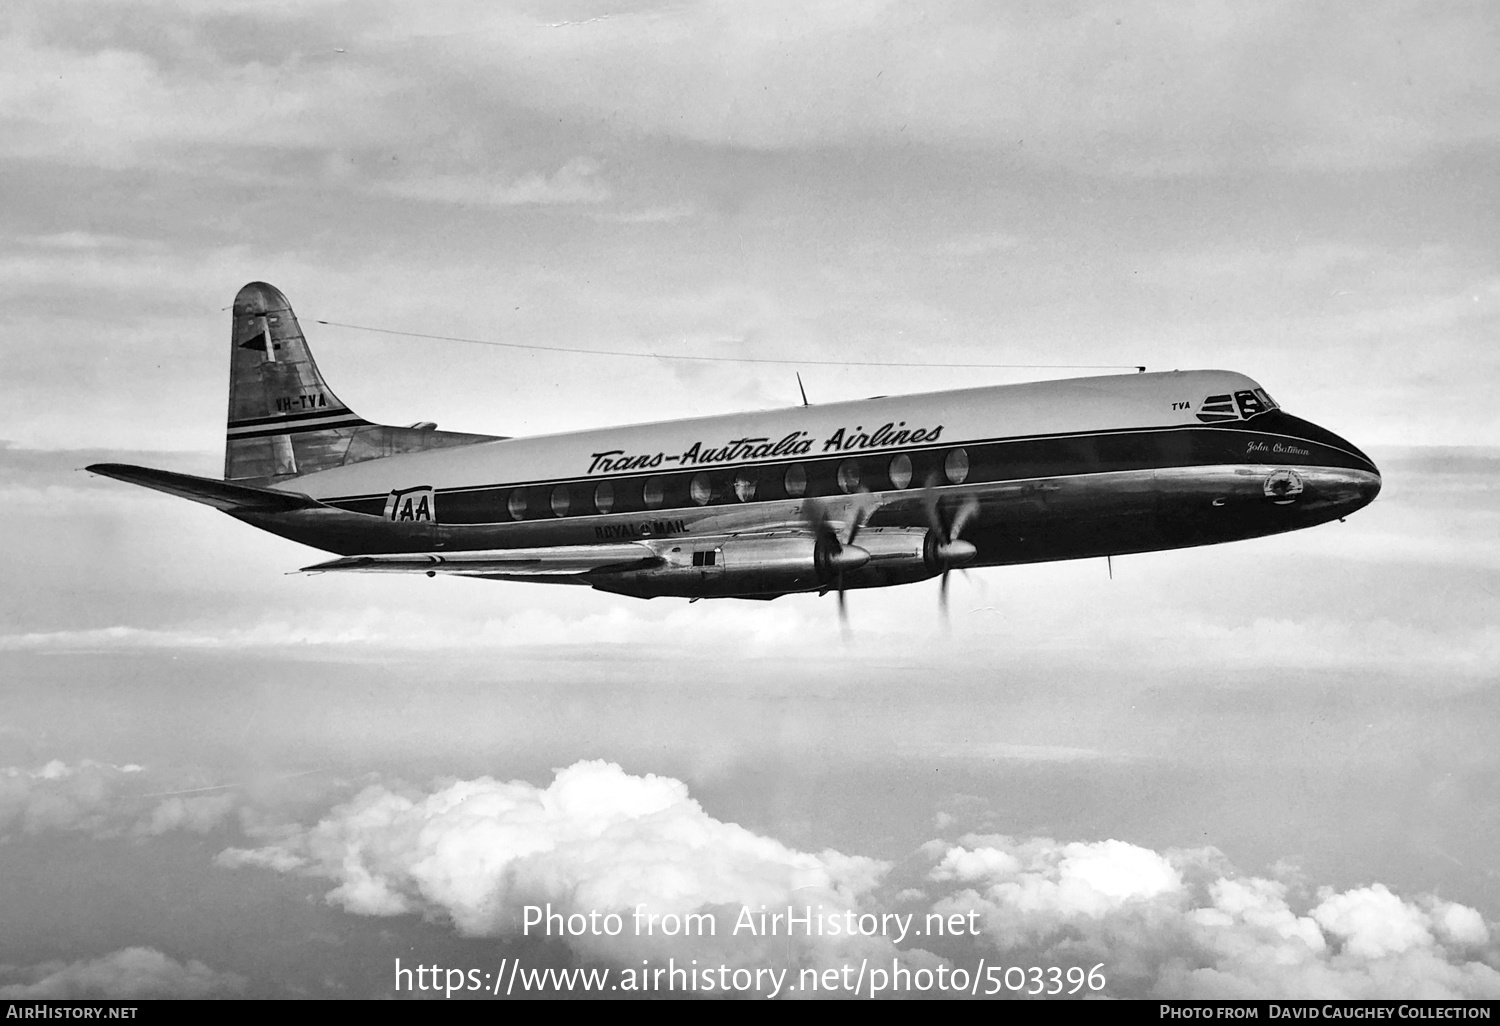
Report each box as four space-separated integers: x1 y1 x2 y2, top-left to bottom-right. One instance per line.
504 449 972 521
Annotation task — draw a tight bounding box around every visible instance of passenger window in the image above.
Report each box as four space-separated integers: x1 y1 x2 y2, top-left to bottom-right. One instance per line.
550 485 570 517
689 472 713 505
888 453 913 490
733 469 757 502
507 490 527 521
837 458 861 494
643 477 665 509
594 480 615 514
944 448 969 485
784 464 807 498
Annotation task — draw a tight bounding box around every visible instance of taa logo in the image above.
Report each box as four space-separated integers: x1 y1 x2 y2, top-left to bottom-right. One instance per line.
384 486 436 522
1263 469 1304 505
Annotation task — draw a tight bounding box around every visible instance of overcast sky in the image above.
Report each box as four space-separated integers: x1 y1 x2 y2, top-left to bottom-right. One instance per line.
2 1 1498 1001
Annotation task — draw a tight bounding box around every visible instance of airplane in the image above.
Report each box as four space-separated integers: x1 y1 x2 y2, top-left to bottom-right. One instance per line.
88 281 1382 619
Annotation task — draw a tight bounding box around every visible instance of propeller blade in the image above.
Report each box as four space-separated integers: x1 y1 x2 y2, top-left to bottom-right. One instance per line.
803 499 837 549
950 494 980 540
922 474 979 627
804 495 875 634
921 472 947 538
939 567 952 629
846 503 871 547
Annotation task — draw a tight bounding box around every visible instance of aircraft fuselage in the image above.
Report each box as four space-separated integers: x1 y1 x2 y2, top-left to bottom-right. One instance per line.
241 369 1380 600
88 284 1380 604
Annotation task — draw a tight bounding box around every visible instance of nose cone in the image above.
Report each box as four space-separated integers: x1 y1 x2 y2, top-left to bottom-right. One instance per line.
1325 462 1382 521
1268 411 1380 517
1308 421 1380 514
1357 461 1382 508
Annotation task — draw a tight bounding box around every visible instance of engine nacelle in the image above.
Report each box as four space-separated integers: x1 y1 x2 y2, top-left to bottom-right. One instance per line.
840 527 947 590
589 528 940 599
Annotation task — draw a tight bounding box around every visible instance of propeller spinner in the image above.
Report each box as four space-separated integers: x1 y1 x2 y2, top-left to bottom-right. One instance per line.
923 475 980 620
804 496 875 629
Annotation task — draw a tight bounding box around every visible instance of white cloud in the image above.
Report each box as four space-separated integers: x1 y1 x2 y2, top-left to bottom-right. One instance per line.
379 157 613 208
922 742 1111 763
1313 884 1436 960
220 761 885 927
216 760 938 978
0 948 246 999
0 600 816 656
0 760 257 840
5 3 1496 182
924 834 1500 999
1 760 148 838
932 836 1185 933
5 592 1497 691
138 793 239 837
1429 901 1491 949
389 1 1500 172
207 758 1500 998
595 202 698 224
0 29 390 171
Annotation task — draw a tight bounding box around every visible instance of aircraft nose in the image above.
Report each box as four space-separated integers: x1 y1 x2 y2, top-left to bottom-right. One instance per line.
1331 463 1382 519
1263 411 1381 519
1314 427 1380 515
1316 425 1379 513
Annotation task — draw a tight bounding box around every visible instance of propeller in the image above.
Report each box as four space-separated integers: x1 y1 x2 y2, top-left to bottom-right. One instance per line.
804 495 874 631
922 473 980 622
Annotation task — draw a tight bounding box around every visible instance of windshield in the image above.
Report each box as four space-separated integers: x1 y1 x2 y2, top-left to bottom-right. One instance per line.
1197 388 1279 424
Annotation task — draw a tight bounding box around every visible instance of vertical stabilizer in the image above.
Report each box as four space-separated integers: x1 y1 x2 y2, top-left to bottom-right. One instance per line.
226 282 365 480
224 282 498 482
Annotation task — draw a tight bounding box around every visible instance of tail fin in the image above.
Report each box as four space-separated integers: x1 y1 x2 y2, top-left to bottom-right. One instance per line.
225 282 498 482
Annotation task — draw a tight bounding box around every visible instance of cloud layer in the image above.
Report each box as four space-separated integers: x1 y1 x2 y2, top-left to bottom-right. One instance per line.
219 760 1500 998
928 834 1499 999
218 759 919 974
0 947 246 999
6 2 1497 179
0 759 293 840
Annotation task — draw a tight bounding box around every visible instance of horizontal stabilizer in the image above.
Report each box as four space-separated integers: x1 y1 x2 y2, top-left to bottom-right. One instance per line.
301 543 661 577
86 463 324 513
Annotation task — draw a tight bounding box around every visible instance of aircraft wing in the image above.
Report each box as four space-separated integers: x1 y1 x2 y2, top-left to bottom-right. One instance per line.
300 543 662 577
86 463 324 513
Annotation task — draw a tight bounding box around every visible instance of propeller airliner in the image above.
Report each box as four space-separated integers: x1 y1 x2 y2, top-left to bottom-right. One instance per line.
89 282 1381 619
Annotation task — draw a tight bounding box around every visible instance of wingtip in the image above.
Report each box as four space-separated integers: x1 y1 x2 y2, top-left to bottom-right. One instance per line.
298 556 371 573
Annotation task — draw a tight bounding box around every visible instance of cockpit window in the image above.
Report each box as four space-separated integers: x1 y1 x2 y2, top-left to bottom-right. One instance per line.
1234 390 1269 418
1198 388 1280 424
1197 394 1238 423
